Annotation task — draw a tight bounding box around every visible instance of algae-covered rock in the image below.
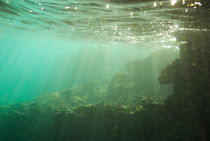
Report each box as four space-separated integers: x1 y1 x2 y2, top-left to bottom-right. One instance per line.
106 48 179 105
1 29 209 141
159 31 210 141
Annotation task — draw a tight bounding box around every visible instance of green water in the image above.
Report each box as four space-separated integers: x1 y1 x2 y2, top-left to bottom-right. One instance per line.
0 31 157 104
0 0 210 141
0 0 181 104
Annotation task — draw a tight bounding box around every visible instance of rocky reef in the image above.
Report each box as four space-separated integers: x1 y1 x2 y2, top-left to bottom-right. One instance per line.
106 48 179 104
27 48 178 108
0 31 210 141
158 31 210 141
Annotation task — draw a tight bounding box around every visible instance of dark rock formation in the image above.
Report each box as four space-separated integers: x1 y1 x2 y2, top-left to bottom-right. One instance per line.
159 31 210 141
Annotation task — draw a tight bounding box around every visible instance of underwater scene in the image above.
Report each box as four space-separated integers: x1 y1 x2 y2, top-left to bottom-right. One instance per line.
0 0 209 140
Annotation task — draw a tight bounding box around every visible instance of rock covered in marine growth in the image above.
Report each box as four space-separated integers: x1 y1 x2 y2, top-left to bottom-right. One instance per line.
159 31 210 141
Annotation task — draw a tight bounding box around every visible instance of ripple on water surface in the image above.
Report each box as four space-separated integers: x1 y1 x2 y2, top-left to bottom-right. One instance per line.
0 0 209 44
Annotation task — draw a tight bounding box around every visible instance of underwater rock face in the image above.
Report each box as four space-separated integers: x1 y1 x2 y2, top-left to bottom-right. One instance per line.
106 48 179 104
0 0 210 140
159 31 210 141
0 31 210 141
27 48 178 108
160 31 210 92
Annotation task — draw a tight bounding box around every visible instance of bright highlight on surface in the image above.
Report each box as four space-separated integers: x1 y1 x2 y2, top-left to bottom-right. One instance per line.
194 2 202 6
153 2 157 7
106 4 110 9
130 12 134 18
171 0 177 6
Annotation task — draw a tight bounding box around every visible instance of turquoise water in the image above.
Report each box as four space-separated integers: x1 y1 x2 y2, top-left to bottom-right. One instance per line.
0 0 184 104
0 31 156 104
0 0 210 140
